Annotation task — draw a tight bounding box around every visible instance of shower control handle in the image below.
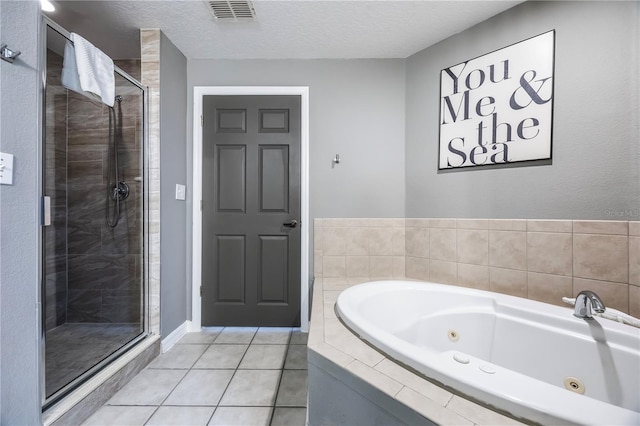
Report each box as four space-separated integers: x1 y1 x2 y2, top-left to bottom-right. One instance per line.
283 219 298 228
111 181 130 201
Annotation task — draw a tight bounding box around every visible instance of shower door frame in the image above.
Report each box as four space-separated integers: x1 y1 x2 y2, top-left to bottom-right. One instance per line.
40 17 151 410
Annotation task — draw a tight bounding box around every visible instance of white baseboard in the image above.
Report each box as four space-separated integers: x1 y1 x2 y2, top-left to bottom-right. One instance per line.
161 321 188 353
186 320 201 333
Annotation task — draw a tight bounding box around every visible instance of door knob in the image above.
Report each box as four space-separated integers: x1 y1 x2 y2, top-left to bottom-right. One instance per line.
283 219 298 228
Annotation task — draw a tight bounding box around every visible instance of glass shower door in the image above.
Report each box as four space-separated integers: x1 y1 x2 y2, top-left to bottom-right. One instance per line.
42 23 146 405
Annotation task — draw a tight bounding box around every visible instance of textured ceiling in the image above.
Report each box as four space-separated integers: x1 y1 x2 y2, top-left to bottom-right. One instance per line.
46 0 522 60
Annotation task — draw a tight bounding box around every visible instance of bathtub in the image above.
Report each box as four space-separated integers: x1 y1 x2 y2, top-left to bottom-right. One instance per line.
336 281 640 425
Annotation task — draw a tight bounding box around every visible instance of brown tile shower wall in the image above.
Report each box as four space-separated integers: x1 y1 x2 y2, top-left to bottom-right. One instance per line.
44 53 144 326
314 218 640 316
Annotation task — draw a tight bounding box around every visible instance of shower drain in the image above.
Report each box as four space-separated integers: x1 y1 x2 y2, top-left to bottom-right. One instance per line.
564 377 585 394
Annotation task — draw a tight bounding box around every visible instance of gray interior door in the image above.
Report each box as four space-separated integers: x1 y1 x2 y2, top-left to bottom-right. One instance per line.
202 95 301 326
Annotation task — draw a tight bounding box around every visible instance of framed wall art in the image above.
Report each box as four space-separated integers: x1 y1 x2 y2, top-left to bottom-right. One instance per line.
438 30 555 170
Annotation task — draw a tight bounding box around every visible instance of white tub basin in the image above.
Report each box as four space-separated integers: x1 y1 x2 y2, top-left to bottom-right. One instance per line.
336 280 640 425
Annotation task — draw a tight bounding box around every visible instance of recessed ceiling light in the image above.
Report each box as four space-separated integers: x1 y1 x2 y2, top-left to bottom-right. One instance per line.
41 0 55 12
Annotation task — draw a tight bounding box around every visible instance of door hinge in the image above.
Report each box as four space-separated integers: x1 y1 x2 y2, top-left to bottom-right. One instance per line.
200 286 202 297
200 200 203 211
201 115 203 127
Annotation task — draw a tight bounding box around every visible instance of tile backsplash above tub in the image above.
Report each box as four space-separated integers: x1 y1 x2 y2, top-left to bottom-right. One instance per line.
314 219 639 317
315 219 406 281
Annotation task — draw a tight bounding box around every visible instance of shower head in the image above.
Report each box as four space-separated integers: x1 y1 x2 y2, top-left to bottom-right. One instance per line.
115 95 123 103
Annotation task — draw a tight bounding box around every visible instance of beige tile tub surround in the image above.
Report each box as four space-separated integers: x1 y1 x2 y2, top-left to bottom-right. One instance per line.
527 232 572 276
310 219 638 425
308 277 523 426
456 228 489 266
630 285 640 318
315 219 639 313
489 267 527 298
489 230 527 270
527 272 572 306
430 227 456 262
406 226 429 258
630 234 640 286
457 263 489 290
573 234 628 284
315 219 406 280
429 260 457 286
405 257 429 282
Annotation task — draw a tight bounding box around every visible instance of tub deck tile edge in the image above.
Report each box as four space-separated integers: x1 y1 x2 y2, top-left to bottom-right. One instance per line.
308 277 527 426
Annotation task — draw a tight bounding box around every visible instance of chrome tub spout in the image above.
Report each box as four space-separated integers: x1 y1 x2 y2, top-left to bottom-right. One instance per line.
574 290 605 319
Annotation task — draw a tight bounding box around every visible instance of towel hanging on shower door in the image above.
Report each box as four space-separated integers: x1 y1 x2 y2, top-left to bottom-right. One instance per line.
61 32 115 107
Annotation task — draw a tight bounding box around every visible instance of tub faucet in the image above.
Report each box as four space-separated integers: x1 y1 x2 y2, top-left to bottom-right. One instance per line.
573 290 605 320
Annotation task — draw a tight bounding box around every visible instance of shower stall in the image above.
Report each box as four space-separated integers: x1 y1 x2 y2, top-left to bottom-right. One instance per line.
42 20 148 408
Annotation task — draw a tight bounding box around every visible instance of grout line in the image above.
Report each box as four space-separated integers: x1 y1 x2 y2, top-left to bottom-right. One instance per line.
206 406 218 425
188 338 214 369
141 406 160 426
267 331 293 426
95 328 307 425
145 404 222 407
156 368 191 405
215 330 254 407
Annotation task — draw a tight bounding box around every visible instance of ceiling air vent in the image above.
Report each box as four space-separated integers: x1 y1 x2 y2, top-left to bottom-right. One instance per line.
206 0 256 21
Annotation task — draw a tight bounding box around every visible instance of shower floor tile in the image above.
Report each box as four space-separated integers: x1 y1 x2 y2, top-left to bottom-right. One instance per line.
82 327 308 426
45 323 141 398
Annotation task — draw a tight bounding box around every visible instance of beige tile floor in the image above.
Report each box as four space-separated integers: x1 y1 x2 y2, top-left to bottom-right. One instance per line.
83 327 308 426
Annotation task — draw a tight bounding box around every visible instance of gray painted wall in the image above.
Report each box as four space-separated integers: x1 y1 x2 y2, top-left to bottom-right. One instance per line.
2 2 636 422
187 59 407 219
187 59 407 290
405 1 640 219
0 1 43 424
160 33 188 336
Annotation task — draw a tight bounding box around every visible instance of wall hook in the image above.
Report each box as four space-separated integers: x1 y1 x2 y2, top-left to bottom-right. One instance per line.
1 44 22 63
332 154 340 165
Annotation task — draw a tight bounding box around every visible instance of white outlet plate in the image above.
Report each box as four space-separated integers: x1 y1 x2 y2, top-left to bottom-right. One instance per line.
175 184 186 201
0 152 14 185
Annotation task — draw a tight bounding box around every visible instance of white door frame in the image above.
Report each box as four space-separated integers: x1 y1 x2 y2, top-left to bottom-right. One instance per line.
192 86 310 332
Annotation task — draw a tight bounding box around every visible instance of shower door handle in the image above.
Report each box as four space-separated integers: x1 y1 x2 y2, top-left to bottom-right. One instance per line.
42 196 51 226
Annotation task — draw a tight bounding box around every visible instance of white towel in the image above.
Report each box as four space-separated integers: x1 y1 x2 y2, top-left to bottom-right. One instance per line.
61 33 115 107
562 297 640 328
